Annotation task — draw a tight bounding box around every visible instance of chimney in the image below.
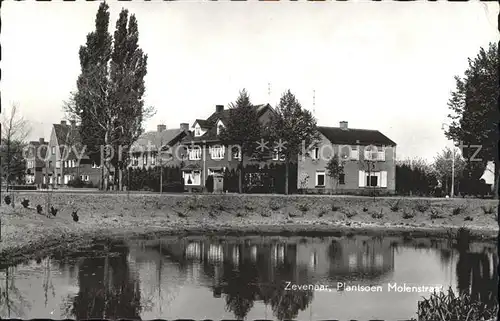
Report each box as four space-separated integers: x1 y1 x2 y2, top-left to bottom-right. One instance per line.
180 123 189 132
39 138 45 144
157 124 167 132
60 120 67 126
216 105 224 113
339 121 348 130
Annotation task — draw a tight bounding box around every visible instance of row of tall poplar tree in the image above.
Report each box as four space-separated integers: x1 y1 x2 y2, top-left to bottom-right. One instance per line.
65 2 154 191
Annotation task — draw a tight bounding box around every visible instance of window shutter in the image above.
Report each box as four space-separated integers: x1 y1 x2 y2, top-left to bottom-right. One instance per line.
358 170 365 187
381 171 387 187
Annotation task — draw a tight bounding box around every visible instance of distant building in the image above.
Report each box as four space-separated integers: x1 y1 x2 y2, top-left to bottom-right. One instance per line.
297 122 397 195
480 161 495 190
129 123 190 169
180 104 277 189
42 120 105 187
25 138 48 185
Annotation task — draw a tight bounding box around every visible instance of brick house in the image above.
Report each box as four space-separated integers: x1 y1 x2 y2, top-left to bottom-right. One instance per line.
42 120 105 187
129 123 191 169
25 138 48 185
297 121 397 195
180 104 276 189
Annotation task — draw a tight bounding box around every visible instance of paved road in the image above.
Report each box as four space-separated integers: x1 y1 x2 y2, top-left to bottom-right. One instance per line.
6 189 493 201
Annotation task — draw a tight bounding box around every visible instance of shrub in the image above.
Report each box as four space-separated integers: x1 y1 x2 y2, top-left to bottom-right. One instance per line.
205 175 214 193
415 200 430 213
297 202 310 213
67 177 86 188
430 208 445 219
390 199 401 212
331 202 340 211
362 207 368 212
418 287 497 321
244 204 256 211
162 181 185 193
452 205 466 216
4 195 11 205
269 199 282 211
371 209 384 219
343 209 356 218
318 208 328 218
464 216 473 221
402 209 415 219
481 205 494 214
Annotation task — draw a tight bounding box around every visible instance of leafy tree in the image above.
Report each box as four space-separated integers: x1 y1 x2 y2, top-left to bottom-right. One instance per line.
433 147 466 196
445 42 499 198
109 9 152 191
219 89 262 193
1 104 31 189
65 3 154 191
270 90 319 194
326 155 345 194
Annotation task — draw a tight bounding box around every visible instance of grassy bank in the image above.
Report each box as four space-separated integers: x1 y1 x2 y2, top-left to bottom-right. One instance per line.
0 192 497 266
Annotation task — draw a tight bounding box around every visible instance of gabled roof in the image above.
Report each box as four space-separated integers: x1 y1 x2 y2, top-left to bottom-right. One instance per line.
52 123 89 159
27 141 48 167
318 126 396 146
185 104 273 143
193 119 211 128
131 128 188 152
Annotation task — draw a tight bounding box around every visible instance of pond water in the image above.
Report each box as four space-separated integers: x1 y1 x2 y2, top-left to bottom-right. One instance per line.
0 234 497 320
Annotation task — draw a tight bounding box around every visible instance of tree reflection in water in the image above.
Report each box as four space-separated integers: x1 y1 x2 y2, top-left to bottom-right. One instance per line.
0 266 31 318
213 242 313 320
63 241 143 320
455 247 497 311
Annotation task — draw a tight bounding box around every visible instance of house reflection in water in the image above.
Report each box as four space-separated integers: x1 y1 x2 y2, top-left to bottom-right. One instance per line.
160 236 395 288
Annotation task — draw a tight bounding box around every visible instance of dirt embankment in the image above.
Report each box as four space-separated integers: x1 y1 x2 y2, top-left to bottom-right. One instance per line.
0 192 497 266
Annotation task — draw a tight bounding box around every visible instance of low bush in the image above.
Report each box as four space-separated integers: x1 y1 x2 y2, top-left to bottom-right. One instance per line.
464 216 473 221
481 205 495 214
418 287 497 321
362 207 368 212
371 209 384 219
269 199 282 211
331 203 340 212
415 200 430 213
430 208 445 219
402 209 415 219
343 209 357 218
297 202 310 213
452 205 466 216
390 199 401 212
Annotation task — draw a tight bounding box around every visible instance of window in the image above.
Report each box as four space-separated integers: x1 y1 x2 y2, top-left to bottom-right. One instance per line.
217 125 224 136
132 155 139 166
56 161 61 169
151 154 157 166
188 147 202 160
184 170 201 185
194 125 202 137
316 171 326 187
311 147 319 160
231 147 241 160
85 175 89 182
366 174 378 187
273 149 286 161
210 145 225 160
351 145 359 160
51 146 56 155
143 154 148 166
92 162 99 169
339 173 345 185
49 161 53 168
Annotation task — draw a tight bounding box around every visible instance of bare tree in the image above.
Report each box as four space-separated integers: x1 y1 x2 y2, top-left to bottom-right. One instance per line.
1 103 31 192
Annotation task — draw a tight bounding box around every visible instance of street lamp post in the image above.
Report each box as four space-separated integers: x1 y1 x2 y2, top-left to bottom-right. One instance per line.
442 123 455 198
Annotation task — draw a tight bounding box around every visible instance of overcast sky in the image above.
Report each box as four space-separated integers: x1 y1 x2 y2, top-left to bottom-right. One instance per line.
2 1 498 161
